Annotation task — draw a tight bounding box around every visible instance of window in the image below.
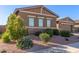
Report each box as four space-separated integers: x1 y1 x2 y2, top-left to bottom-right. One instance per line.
38 18 43 27
29 17 34 27
47 20 51 27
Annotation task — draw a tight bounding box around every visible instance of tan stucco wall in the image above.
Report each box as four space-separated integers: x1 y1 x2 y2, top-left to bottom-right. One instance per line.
59 24 72 32
18 12 57 28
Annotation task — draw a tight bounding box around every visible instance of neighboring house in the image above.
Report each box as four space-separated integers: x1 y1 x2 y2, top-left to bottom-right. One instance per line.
56 17 75 32
74 20 79 32
0 25 5 34
14 5 59 33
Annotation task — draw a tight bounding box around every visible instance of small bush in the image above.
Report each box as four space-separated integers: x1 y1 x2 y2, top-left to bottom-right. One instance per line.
0 32 3 39
39 33 50 43
2 32 10 43
0 32 3 34
0 35 1 39
33 31 42 36
70 33 74 36
60 31 71 37
16 36 33 49
22 29 28 36
43 29 53 37
53 29 59 35
1 50 7 53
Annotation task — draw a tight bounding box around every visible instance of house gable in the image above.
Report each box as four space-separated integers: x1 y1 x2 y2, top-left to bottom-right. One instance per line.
42 7 58 17
14 5 59 18
60 17 74 22
21 6 42 13
59 17 74 25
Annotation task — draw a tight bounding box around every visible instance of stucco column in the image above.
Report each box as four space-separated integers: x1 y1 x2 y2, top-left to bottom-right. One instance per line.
56 21 59 30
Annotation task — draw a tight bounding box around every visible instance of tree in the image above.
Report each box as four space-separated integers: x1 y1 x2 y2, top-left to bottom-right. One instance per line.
6 14 26 40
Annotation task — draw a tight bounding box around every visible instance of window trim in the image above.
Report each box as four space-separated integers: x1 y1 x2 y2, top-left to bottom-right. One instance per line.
28 15 36 18
38 18 43 27
47 19 51 27
28 17 34 27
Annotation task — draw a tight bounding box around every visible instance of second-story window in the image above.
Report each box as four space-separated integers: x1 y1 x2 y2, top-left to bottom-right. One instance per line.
29 17 34 27
38 18 43 27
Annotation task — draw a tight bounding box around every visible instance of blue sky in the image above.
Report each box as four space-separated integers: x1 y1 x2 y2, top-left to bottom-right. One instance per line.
0 5 79 25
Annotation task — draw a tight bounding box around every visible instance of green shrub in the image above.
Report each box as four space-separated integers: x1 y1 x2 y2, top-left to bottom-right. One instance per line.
0 34 1 39
39 33 50 43
1 50 7 53
23 28 29 36
2 32 10 43
0 32 3 34
43 29 53 37
70 33 74 36
33 31 42 36
0 32 3 39
20 28 28 36
16 36 33 49
53 29 59 35
6 14 26 40
60 31 71 37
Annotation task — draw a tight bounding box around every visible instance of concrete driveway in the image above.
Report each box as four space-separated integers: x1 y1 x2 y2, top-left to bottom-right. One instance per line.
68 42 79 48
29 33 79 53
30 42 79 53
